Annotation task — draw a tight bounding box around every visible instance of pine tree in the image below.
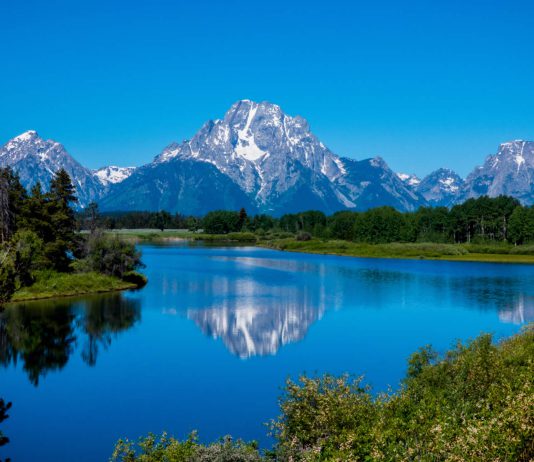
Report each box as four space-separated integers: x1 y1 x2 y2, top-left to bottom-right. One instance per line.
45 169 78 271
0 168 27 242
238 208 248 230
0 174 10 243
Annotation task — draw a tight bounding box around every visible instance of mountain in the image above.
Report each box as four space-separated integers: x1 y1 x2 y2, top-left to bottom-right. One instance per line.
98 156 255 214
3 109 533 215
335 157 422 211
416 168 464 207
462 140 534 205
94 166 136 186
397 172 421 187
104 100 422 214
0 130 102 207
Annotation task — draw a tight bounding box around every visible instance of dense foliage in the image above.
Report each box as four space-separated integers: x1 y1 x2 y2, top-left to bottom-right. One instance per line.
0 168 144 305
78 196 534 245
112 327 533 461
112 433 263 462
78 209 201 232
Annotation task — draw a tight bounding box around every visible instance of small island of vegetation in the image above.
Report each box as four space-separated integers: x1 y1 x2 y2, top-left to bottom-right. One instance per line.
0 167 145 304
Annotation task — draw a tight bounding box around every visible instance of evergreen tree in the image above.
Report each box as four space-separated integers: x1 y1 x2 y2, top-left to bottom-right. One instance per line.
45 169 78 271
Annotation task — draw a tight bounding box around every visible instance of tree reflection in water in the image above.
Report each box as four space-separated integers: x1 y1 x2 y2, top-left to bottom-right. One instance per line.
0 397 11 462
0 294 140 386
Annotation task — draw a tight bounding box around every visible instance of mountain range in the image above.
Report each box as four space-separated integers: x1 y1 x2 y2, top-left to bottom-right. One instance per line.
1 100 533 214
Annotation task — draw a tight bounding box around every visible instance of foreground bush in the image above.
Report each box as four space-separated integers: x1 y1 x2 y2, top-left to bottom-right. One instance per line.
111 433 262 462
112 327 533 461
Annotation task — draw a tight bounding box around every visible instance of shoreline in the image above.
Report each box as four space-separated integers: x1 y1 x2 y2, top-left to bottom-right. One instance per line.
10 284 136 303
116 230 534 265
259 243 534 264
9 272 139 304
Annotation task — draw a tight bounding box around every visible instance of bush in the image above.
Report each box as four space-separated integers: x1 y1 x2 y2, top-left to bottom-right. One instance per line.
111 432 262 462
110 327 533 461
296 231 312 241
271 326 534 461
76 231 144 279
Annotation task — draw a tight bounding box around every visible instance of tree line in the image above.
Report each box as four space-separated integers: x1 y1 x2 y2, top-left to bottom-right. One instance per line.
0 167 144 304
82 196 534 245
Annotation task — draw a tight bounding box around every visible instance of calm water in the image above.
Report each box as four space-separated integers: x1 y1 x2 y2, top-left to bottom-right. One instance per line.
1 243 533 461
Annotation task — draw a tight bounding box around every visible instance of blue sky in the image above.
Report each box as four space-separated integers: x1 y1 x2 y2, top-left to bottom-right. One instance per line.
1 0 533 177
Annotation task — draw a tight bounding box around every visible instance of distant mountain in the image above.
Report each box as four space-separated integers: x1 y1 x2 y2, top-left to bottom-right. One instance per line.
2 106 533 214
397 172 421 187
416 168 464 207
335 157 422 211
94 165 136 186
98 156 255 215
105 100 422 214
0 130 102 207
462 140 534 205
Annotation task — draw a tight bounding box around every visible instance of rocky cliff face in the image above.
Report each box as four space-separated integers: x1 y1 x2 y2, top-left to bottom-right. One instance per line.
121 100 422 214
462 140 534 205
416 168 464 207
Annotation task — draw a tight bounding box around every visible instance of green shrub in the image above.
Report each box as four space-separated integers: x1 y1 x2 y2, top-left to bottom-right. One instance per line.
111 432 262 462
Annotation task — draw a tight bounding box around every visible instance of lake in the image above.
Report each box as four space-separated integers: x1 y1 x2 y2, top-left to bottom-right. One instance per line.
1 243 533 461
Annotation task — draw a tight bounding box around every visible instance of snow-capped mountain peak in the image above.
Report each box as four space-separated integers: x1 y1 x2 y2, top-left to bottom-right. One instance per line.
415 168 464 207
396 172 421 187
0 130 102 207
462 140 534 203
11 130 38 143
94 165 136 186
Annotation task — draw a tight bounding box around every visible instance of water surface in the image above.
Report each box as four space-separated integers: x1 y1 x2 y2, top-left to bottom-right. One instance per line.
1 244 533 461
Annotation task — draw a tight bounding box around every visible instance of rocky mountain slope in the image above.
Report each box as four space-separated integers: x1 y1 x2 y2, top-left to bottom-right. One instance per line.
108 100 421 214
415 168 464 207
462 140 534 205
0 130 102 207
2 104 533 214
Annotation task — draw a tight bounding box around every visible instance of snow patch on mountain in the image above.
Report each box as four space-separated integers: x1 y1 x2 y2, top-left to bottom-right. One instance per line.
94 165 136 186
397 172 421 187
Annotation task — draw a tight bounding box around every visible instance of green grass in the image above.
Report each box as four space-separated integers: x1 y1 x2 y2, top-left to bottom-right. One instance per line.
106 229 258 243
261 239 534 263
11 270 137 302
104 229 534 263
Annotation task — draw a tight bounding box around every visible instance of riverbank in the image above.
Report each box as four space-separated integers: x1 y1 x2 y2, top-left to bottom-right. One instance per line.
10 271 139 302
105 229 257 243
262 239 534 263
108 230 534 264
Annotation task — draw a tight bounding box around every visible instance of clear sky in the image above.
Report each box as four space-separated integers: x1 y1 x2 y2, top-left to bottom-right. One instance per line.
1 0 533 177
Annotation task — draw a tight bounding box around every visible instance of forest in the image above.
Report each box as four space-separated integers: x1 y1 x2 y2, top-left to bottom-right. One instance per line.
79 196 534 245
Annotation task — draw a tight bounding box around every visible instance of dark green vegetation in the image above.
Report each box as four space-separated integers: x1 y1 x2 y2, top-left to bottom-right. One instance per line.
265 240 534 263
84 196 534 245
112 327 533 461
91 196 534 263
0 168 144 303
